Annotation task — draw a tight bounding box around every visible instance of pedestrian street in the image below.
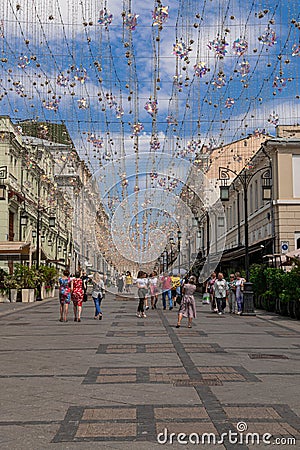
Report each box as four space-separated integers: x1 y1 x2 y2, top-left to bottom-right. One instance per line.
0 293 299 449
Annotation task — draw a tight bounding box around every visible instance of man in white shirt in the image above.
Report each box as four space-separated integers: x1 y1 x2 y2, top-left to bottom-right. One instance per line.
213 273 228 315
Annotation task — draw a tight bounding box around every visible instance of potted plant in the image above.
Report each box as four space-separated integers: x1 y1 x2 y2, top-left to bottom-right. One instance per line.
0 269 9 302
3 275 21 302
13 264 39 303
38 266 58 299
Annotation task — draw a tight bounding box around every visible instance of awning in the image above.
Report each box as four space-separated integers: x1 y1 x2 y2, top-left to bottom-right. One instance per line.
0 241 31 261
221 238 273 263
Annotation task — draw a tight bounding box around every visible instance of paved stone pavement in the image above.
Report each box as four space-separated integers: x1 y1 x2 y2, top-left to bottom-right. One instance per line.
0 293 299 450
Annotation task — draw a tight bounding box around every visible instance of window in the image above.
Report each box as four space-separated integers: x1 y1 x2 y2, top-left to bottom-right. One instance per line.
233 200 236 226
292 155 300 198
295 233 300 250
255 180 258 210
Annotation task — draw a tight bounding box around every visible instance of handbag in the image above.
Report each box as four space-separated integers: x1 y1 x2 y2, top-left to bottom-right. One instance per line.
202 292 210 304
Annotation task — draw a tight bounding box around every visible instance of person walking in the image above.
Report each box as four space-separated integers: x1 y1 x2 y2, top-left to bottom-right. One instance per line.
176 275 197 328
136 271 148 318
213 272 228 315
71 271 84 322
117 273 124 293
81 270 89 303
228 273 237 314
91 272 105 320
235 272 245 315
171 272 181 306
206 272 217 312
161 272 173 310
149 271 159 309
125 271 133 293
58 269 71 322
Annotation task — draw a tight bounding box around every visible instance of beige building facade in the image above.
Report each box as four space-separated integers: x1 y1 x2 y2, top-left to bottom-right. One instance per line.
203 125 300 272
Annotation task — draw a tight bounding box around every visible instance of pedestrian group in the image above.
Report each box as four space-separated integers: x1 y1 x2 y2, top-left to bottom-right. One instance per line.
58 268 246 326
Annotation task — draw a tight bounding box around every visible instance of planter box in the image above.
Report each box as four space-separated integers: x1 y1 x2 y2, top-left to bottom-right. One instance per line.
10 289 18 302
41 285 56 299
0 292 9 302
21 288 35 303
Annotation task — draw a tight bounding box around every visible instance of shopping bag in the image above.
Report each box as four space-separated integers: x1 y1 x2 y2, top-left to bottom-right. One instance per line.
202 293 210 304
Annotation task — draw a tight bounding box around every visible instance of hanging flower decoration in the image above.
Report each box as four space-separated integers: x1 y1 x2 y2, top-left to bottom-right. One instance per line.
115 106 124 118
258 28 277 47
124 13 139 31
232 38 248 56
166 114 178 125
212 74 226 88
173 74 183 89
186 140 198 153
98 9 113 28
73 67 88 84
254 128 267 137
239 60 250 76
14 81 25 96
144 99 158 116
233 155 243 162
268 111 279 125
150 171 158 180
225 98 235 108
173 40 189 59
152 5 169 26
207 38 228 57
43 97 60 112
38 124 49 138
131 122 144 135
292 44 300 57
245 163 254 170
56 73 69 87
157 177 167 187
150 137 160 151
105 92 118 109
194 61 208 77
87 133 104 148
18 55 30 68
272 76 288 92
77 97 89 109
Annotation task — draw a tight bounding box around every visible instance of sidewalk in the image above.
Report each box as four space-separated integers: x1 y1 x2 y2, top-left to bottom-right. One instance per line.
0 293 299 449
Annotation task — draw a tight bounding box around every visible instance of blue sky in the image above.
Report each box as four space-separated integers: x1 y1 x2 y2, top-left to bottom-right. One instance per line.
0 0 299 269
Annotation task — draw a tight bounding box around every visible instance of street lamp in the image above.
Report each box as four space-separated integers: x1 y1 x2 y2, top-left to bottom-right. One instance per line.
218 165 272 315
20 215 28 226
49 216 56 227
177 230 182 274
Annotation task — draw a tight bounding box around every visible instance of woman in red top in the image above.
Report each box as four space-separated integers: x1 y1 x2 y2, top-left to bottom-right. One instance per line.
71 271 84 322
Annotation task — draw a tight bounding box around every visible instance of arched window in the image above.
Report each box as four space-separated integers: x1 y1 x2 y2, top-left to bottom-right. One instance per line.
297 237 300 249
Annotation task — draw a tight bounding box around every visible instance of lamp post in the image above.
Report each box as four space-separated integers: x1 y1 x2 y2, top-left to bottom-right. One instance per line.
218 165 272 315
169 237 175 266
177 230 182 274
